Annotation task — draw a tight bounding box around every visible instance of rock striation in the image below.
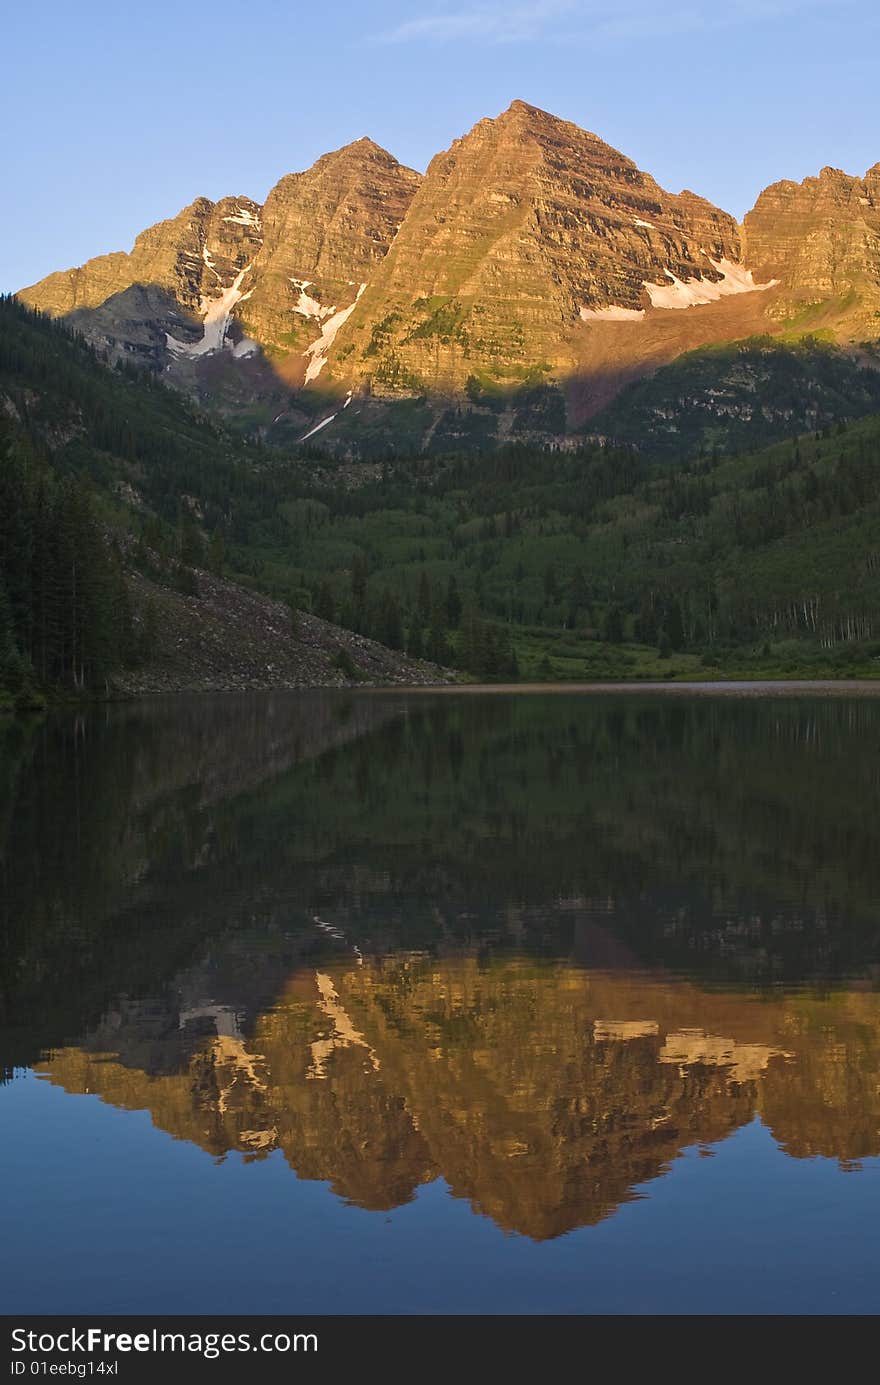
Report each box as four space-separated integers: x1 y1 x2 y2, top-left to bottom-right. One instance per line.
744 163 880 335
239 138 421 369
330 101 752 394
20 143 420 382
17 102 880 430
25 197 263 356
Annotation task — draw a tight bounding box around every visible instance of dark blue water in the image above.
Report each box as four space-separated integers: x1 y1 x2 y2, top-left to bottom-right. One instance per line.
2 690 879 1314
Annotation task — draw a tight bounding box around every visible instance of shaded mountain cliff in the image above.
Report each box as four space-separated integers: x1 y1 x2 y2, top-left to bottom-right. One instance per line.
21 139 421 399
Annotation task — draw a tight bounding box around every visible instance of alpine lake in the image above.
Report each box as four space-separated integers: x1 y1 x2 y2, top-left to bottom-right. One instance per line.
2 686 879 1315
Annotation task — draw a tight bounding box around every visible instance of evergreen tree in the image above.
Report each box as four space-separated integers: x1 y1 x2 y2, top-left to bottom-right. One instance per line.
351 552 368 611
207 529 226 575
664 597 686 651
315 580 336 623
427 620 451 666
178 510 203 567
446 574 462 628
636 593 658 646
379 589 403 650
417 570 432 625
603 605 624 644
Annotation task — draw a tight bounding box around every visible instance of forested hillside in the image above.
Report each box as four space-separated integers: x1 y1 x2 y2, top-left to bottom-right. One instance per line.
240 412 880 679
587 336 880 460
0 295 264 703
0 427 132 702
0 298 447 700
4 294 880 699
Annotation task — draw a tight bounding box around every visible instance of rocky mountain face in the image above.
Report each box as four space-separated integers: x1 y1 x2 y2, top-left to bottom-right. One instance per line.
330 100 754 396
24 196 264 367
239 138 421 372
17 103 880 445
20 142 420 388
744 163 880 335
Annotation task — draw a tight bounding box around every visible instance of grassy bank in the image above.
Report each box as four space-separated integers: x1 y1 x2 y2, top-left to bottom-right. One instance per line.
506 628 880 683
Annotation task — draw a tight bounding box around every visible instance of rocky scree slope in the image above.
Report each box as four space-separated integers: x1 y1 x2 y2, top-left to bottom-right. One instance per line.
117 556 454 695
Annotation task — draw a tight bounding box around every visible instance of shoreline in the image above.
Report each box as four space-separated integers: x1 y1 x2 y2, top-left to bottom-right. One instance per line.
365 678 880 697
9 676 880 720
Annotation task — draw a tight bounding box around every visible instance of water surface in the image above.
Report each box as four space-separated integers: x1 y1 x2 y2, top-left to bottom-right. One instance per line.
2 690 879 1314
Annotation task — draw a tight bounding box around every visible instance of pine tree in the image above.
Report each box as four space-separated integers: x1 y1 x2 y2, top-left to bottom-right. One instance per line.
417 570 432 625
379 590 403 650
665 597 686 651
207 529 225 576
351 552 368 609
603 605 624 644
446 575 462 628
0 576 15 665
178 510 203 567
316 580 336 623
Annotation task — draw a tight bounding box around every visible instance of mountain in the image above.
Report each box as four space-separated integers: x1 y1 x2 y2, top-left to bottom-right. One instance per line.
328 99 753 395
239 138 421 366
588 336 880 459
39 958 880 1235
22 195 264 366
20 139 421 428
6 293 880 693
33 956 817 1237
744 163 880 337
0 296 451 703
17 103 880 452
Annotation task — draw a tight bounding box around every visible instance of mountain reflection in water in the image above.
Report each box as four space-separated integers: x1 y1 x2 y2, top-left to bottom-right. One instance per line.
2 689 880 1257
33 954 880 1239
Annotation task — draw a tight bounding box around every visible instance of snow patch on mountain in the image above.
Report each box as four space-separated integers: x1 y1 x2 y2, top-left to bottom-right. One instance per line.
223 206 262 229
232 336 260 358
291 278 334 321
645 256 778 310
298 391 354 440
303 283 366 383
300 413 338 441
633 218 656 229
166 263 253 357
580 304 646 322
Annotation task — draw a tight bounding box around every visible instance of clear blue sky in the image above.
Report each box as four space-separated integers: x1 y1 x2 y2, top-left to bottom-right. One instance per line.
2 0 878 293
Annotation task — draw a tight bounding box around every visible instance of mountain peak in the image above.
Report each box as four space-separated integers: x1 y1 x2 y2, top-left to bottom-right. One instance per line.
503 98 547 119
743 159 880 326
495 99 615 148
316 135 413 172
17 103 880 424
326 103 744 396
266 138 418 194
